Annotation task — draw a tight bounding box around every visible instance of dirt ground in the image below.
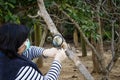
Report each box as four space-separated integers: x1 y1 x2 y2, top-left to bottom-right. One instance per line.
39 44 120 80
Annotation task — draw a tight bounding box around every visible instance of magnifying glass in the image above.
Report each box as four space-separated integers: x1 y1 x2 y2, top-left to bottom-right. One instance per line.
52 34 64 47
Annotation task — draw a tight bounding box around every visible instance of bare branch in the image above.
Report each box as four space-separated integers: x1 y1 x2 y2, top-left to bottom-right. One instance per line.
101 0 107 6
28 11 40 18
111 20 115 57
50 14 67 21
112 0 116 7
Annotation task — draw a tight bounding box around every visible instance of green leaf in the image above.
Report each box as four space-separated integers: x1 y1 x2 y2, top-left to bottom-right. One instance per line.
5 2 15 8
9 0 16 4
0 9 2 16
5 15 10 22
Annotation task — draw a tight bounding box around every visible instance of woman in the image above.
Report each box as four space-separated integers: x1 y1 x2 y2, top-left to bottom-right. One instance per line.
0 23 67 80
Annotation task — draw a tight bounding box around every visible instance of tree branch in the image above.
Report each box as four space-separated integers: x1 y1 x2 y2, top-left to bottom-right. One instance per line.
37 0 94 80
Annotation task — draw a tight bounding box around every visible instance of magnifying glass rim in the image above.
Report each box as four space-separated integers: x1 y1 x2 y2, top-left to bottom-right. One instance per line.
53 34 63 47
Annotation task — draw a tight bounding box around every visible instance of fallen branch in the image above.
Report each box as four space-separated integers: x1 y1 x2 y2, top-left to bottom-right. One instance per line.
37 0 94 80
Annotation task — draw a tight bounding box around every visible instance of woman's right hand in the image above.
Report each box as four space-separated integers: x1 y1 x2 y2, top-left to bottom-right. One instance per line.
54 48 67 63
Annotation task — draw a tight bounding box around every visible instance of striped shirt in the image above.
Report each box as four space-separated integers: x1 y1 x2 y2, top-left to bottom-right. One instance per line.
15 46 61 80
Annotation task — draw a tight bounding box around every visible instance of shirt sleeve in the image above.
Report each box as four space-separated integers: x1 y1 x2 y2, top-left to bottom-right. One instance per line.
15 60 62 80
23 46 45 60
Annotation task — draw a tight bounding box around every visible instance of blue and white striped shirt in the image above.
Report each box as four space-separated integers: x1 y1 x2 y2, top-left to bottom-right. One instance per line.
15 46 61 80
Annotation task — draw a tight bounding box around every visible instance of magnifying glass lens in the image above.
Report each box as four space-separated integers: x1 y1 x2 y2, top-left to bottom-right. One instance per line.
53 35 63 47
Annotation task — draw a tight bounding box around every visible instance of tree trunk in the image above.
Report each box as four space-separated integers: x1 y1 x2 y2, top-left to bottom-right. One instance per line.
33 24 43 68
81 34 87 57
39 26 48 47
36 26 48 68
90 37 101 73
73 29 79 47
95 0 107 79
34 24 42 46
105 18 120 80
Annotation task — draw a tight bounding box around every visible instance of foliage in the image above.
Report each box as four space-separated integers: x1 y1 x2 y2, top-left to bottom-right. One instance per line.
0 0 120 42
55 0 100 41
0 0 37 25
0 0 41 44
0 0 19 23
53 0 120 41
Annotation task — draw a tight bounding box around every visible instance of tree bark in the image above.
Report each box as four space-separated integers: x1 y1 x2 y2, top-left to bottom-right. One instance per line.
111 20 115 57
34 24 42 46
73 29 79 47
95 0 106 79
81 34 87 57
39 26 48 47
37 0 94 80
33 24 43 67
90 37 101 73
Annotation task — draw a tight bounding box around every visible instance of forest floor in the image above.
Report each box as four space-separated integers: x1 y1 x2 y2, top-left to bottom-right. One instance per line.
39 43 120 80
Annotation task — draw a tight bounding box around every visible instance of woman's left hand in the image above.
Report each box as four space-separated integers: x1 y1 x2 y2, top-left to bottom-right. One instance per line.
43 47 58 57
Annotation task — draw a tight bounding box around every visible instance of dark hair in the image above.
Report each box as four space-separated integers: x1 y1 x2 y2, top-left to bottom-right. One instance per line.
0 23 29 58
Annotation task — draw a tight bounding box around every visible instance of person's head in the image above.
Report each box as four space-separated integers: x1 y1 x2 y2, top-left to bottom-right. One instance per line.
0 23 30 58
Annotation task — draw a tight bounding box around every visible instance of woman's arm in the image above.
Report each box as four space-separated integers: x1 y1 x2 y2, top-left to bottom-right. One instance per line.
23 46 58 60
15 60 61 80
23 46 44 60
